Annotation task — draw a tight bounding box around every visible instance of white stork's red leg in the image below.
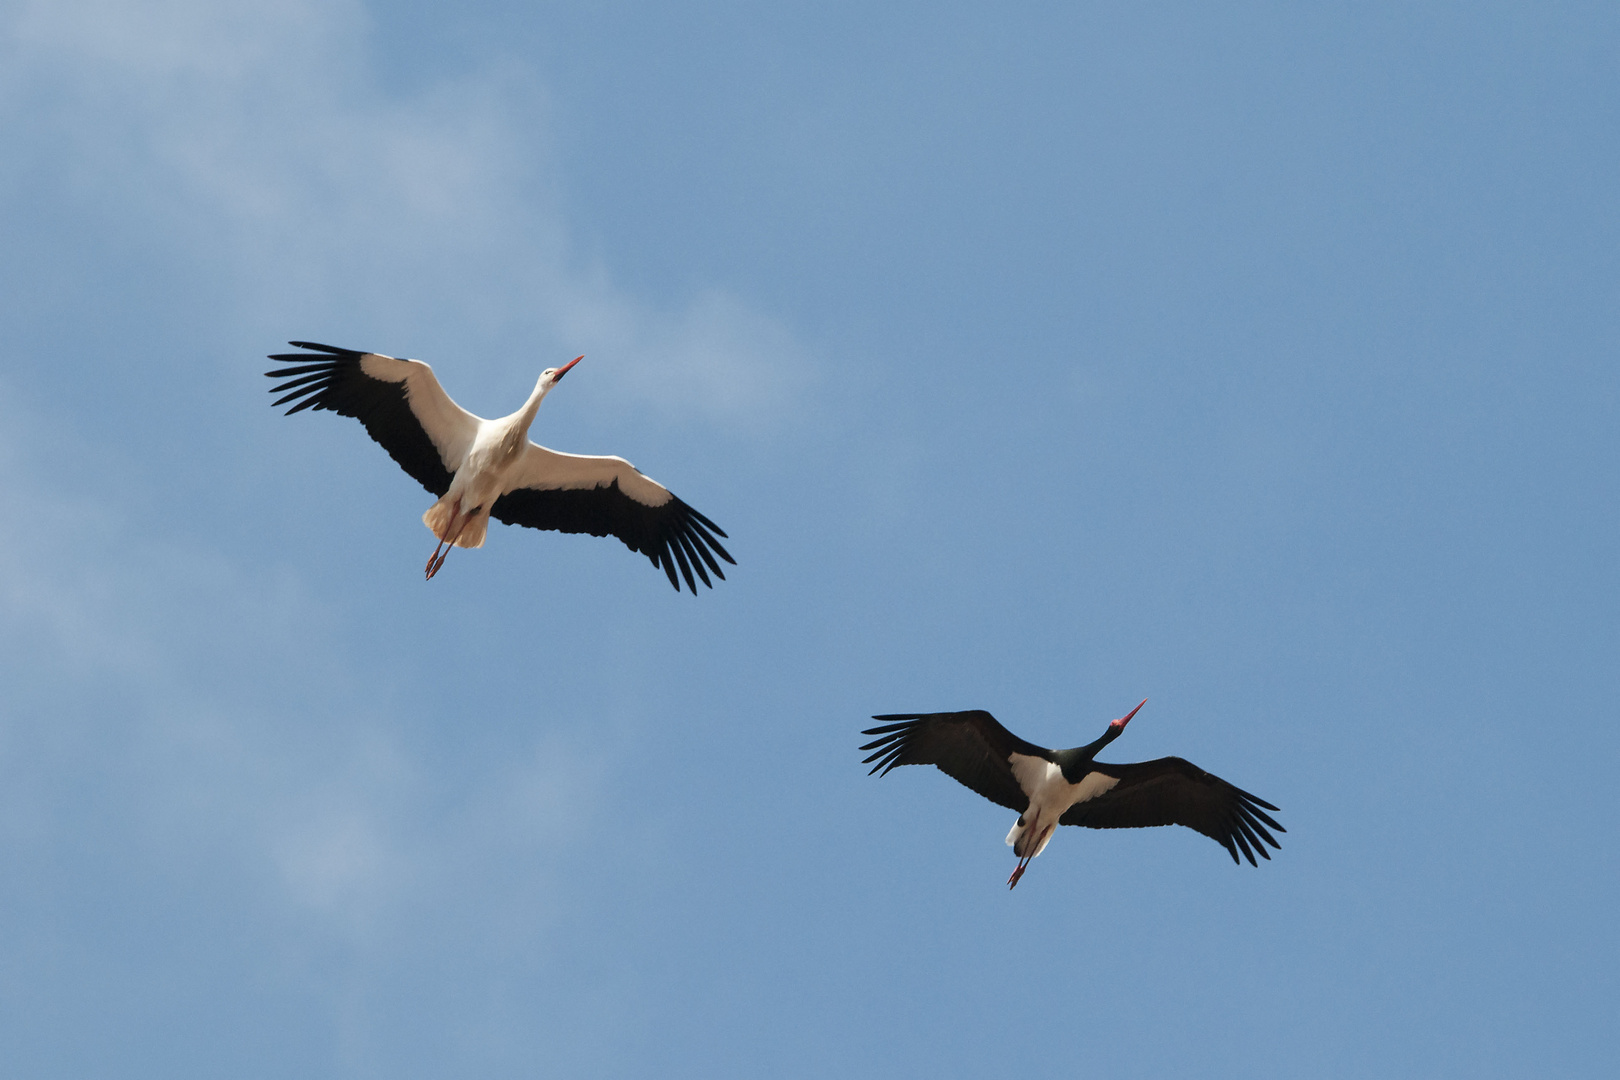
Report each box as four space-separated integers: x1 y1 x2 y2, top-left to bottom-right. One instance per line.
425 535 449 577
427 540 452 579
426 513 471 581
427 531 457 579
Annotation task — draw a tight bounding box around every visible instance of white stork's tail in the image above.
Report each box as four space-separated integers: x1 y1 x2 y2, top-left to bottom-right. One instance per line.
423 497 493 579
423 497 489 549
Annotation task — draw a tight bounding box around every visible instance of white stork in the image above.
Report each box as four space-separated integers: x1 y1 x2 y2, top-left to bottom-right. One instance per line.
265 342 734 589
860 701 1284 888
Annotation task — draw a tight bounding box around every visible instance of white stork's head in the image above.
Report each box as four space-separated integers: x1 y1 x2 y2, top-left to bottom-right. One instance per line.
539 355 583 390
515 356 584 433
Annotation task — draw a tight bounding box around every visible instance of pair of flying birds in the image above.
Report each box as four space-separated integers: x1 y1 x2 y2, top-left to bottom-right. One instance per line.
266 341 1284 887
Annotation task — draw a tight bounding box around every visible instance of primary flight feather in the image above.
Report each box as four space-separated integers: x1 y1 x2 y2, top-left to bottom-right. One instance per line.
861 700 1283 888
266 342 733 590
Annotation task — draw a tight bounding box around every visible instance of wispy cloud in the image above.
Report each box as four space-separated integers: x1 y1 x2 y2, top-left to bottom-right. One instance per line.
1 0 811 423
0 381 603 945
0 4 787 1062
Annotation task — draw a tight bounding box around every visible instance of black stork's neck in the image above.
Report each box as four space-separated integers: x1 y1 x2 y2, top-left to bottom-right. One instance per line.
1051 722 1125 783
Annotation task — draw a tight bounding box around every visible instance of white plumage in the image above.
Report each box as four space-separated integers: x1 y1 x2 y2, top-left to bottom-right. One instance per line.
266 342 733 589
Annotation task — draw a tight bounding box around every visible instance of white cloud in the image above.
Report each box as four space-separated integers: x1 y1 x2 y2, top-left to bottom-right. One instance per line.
0 381 602 944
0 0 811 423
0 6 757 1056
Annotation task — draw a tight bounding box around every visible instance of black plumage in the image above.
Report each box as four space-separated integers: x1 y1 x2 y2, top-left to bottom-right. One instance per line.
862 711 1044 812
491 482 732 593
267 342 453 495
861 707 1284 869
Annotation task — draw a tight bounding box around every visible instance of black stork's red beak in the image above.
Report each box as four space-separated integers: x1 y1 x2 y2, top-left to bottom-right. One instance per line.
1110 698 1148 730
553 356 583 381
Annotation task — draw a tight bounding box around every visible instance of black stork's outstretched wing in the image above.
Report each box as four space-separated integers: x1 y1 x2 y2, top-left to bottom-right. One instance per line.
491 445 734 594
860 711 1051 813
265 341 476 496
1062 757 1285 866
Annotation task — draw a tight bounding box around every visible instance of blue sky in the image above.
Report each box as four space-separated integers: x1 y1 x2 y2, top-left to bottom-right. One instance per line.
1 2 1617 1076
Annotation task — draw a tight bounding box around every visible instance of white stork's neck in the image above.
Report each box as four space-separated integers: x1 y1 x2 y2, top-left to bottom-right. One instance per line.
492 374 553 460
511 374 553 437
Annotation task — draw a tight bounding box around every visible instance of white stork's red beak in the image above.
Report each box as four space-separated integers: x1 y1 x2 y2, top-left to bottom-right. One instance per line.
554 356 583 381
1111 698 1147 729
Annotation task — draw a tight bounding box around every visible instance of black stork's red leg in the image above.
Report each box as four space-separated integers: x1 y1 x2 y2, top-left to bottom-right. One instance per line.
1007 813 1047 889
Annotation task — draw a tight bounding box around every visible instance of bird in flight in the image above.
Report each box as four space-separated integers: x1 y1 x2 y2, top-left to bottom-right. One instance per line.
861 701 1283 888
265 342 734 589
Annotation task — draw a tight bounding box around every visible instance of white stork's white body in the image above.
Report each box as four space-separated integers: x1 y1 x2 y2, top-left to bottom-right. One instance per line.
414 356 562 556
267 342 733 589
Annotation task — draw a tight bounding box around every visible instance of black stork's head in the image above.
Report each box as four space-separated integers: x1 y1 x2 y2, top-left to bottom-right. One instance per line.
1052 698 1147 781
1109 698 1146 733
1088 698 1147 756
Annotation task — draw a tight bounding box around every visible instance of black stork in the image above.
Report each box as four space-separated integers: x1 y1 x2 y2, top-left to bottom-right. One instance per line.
265 342 733 589
860 701 1283 888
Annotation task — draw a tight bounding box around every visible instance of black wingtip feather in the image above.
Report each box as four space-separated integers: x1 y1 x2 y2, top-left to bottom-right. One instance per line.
857 721 914 775
863 715 924 732
678 504 735 565
1231 826 1257 866
487 481 732 593
1230 785 1282 814
677 533 712 588
263 343 457 496
272 388 314 409
1237 819 1276 854
686 505 728 539
264 362 336 377
1236 817 1270 862
708 537 737 566
268 372 332 395
686 530 724 579
668 532 697 592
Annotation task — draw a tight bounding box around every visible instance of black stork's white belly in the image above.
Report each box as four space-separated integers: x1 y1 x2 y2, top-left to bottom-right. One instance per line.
859 702 1284 891
1005 754 1120 860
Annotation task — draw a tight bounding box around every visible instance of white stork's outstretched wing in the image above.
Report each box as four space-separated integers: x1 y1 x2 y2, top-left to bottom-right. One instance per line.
492 444 734 593
265 342 479 496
